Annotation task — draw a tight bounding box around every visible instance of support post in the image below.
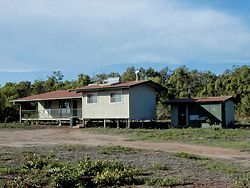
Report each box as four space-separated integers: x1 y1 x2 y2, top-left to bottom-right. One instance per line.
19 105 22 124
117 119 120 129
104 119 106 128
82 119 85 128
127 119 130 129
141 119 144 128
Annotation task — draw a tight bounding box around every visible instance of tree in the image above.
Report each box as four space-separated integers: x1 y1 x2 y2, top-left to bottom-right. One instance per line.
32 80 45 95
121 66 136 82
77 74 91 86
93 73 107 84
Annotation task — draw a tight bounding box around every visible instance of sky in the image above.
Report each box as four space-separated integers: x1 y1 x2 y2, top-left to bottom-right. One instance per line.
0 0 250 85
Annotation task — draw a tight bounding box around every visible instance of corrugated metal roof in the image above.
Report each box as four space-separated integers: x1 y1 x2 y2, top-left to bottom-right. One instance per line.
12 90 82 102
12 80 165 103
196 96 233 102
71 80 165 92
167 96 234 104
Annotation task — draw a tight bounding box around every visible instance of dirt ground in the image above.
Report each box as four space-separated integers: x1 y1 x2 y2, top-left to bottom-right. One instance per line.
0 127 249 168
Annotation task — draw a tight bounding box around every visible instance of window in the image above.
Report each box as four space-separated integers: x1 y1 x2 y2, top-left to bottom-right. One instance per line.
87 93 97 104
44 101 51 109
110 91 122 103
59 100 70 108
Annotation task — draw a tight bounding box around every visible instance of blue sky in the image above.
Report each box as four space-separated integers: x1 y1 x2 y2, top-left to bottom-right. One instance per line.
0 0 250 85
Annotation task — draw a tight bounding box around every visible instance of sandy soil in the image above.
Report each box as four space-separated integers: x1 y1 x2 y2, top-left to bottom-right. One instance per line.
0 127 249 167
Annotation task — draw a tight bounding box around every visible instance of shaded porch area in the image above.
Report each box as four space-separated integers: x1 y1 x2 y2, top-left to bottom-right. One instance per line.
18 98 82 122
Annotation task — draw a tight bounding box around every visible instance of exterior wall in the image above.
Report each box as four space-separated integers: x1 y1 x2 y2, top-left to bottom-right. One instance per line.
171 104 178 126
82 90 129 119
129 85 156 120
225 100 234 126
200 103 222 122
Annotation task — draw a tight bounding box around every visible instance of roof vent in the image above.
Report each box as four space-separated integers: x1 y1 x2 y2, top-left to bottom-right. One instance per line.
88 83 98 86
103 77 120 85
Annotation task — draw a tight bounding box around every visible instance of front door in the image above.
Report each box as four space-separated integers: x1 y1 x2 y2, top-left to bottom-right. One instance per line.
73 100 78 116
178 105 186 126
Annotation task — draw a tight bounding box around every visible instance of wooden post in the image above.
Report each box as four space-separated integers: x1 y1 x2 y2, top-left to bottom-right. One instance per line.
117 119 120 129
127 119 130 129
82 119 85 128
19 105 22 124
104 119 106 128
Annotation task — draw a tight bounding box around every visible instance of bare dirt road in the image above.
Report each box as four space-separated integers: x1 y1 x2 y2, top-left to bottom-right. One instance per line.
0 127 249 167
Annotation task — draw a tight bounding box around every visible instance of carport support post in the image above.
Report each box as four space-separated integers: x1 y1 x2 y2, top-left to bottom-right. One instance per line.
104 119 106 128
82 119 85 127
127 119 130 129
116 119 120 129
19 104 22 124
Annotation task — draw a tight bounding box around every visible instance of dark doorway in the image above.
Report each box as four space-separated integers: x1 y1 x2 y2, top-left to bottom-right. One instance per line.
178 105 186 125
73 100 78 116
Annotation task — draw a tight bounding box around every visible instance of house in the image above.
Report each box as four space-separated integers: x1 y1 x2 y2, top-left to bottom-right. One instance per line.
12 80 164 127
167 96 235 128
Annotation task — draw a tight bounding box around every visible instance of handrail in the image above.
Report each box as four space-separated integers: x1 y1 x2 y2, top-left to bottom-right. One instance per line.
21 108 82 119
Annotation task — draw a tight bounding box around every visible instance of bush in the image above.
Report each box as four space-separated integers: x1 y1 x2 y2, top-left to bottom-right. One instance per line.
9 153 140 187
145 177 181 186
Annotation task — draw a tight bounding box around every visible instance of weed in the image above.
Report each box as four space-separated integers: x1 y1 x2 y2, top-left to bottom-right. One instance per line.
97 145 142 154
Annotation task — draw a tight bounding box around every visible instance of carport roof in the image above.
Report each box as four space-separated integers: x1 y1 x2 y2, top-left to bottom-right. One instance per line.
167 96 235 104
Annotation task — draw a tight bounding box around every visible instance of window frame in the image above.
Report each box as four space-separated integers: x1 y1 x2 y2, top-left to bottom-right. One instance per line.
86 93 98 104
109 90 122 103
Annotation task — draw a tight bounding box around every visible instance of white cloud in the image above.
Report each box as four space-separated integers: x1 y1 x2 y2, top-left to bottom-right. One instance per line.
0 0 249 74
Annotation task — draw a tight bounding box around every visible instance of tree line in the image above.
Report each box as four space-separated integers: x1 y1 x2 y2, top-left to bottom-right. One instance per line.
0 65 249 122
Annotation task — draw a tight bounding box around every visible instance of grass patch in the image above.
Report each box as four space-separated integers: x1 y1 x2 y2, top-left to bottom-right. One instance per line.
201 160 239 174
0 123 47 129
175 152 208 160
88 128 250 149
174 152 238 174
97 145 142 155
0 167 18 175
145 176 182 186
63 144 86 151
149 163 169 170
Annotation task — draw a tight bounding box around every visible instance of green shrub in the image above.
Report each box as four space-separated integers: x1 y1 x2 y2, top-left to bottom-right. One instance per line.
145 177 181 186
93 168 136 186
50 165 79 188
234 171 250 188
21 151 55 170
9 153 140 187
